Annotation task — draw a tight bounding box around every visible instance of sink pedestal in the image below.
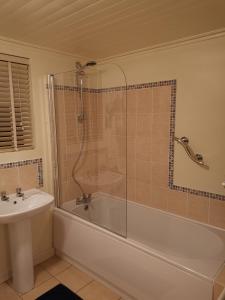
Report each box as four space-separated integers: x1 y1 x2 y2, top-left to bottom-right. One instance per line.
8 219 34 293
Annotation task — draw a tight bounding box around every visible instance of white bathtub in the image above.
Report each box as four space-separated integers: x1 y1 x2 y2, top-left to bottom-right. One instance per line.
54 192 225 300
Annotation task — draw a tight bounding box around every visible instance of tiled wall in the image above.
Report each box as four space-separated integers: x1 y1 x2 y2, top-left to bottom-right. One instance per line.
127 83 225 230
54 81 225 230
54 87 126 203
96 90 126 198
0 159 43 194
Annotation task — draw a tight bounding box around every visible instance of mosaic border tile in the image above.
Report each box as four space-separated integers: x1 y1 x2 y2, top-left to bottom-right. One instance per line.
0 158 43 188
167 81 225 201
48 80 225 201
48 79 176 93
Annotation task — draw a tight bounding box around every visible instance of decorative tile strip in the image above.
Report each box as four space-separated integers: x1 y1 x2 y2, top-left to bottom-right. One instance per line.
47 79 225 201
167 81 225 201
0 158 43 188
47 79 177 93
171 184 225 201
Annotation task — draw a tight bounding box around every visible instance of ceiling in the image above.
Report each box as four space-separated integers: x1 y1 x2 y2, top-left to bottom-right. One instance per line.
0 0 225 59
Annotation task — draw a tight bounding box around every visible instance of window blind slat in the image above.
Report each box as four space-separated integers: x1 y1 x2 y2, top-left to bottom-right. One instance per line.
0 58 32 152
0 60 14 151
11 62 32 150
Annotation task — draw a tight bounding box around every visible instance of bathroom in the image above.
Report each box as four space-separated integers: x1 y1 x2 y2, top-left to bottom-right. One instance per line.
0 1 225 299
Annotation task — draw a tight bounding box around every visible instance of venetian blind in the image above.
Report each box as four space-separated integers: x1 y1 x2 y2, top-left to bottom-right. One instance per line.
0 54 32 152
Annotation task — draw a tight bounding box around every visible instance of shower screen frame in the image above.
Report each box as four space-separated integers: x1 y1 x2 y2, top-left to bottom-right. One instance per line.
48 74 60 207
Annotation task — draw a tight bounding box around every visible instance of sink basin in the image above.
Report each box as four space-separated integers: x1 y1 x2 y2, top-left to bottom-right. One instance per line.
0 189 54 223
0 189 54 294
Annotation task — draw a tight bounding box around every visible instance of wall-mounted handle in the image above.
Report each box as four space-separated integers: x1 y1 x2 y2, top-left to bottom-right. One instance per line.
174 136 209 169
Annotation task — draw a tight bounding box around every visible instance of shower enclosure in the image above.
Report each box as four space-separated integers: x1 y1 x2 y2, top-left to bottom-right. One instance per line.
49 65 225 300
48 62 127 237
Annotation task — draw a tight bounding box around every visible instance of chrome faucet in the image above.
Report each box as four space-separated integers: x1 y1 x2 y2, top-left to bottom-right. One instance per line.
1 191 9 201
76 193 92 205
16 187 24 198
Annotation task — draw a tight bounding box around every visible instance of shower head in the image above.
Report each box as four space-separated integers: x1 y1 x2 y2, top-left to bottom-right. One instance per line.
76 61 97 72
85 61 97 67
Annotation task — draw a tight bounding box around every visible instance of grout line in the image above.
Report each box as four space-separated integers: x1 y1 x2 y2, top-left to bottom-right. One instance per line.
76 279 95 293
40 260 96 295
21 277 60 298
44 264 72 278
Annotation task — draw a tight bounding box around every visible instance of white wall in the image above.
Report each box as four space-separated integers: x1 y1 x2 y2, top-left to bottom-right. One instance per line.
101 33 225 197
0 37 84 281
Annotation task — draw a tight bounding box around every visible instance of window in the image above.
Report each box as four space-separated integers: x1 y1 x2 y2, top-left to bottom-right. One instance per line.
0 54 33 152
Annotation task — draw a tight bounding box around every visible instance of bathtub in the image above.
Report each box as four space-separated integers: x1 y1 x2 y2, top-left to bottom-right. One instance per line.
54 192 225 300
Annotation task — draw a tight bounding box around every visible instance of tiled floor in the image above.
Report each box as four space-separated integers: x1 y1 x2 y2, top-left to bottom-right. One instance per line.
0 256 123 300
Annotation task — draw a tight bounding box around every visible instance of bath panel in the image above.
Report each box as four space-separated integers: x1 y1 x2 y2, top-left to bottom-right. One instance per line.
54 204 217 300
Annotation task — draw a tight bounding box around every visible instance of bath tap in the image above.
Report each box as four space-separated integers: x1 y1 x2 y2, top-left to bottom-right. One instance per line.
1 191 9 201
76 193 92 205
16 187 24 199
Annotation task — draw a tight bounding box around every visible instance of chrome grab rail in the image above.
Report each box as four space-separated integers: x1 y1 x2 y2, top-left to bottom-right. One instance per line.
174 136 209 169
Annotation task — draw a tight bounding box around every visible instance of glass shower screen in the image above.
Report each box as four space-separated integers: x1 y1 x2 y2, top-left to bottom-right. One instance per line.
49 63 127 237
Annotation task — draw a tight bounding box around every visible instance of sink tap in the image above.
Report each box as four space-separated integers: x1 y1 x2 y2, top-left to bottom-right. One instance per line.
16 187 24 198
1 191 9 201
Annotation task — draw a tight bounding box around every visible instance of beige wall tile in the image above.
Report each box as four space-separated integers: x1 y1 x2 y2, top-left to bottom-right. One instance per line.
151 113 170 144
136 159 151 183
109 178 126 199
64 90 77 114
19 164 38 190
127 114 136 137
136 88 153 114
150 187 167 210
209 198 225 229
127 158 135 179
167 190 188 217
151 163 168 189
65 180 82 202
127 90 137 114
127 137 136 159
136 115 152 137
151 140 169 164
187 194 209 223
55 90 66 139
96 93 103 115
136 181 151 205
136 136 151 161
0 167 19 194
153 85 171 113
127 179 136 201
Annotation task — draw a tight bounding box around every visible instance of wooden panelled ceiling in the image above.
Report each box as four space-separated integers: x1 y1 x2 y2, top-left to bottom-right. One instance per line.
0 0 225 58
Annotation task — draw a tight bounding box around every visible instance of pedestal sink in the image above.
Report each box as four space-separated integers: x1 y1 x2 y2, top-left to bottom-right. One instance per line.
0 189 54 293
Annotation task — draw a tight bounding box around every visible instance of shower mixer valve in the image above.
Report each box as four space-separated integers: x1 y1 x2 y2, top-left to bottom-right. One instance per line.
76 193 92 205
77 113 85 122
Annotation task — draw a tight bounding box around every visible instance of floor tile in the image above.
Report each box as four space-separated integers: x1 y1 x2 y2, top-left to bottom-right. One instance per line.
7 265 52 296
78 280 120 300
34 265 52 287
0 283 21 300
55 265 93 293
22 278 59 300
40 256 70 276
